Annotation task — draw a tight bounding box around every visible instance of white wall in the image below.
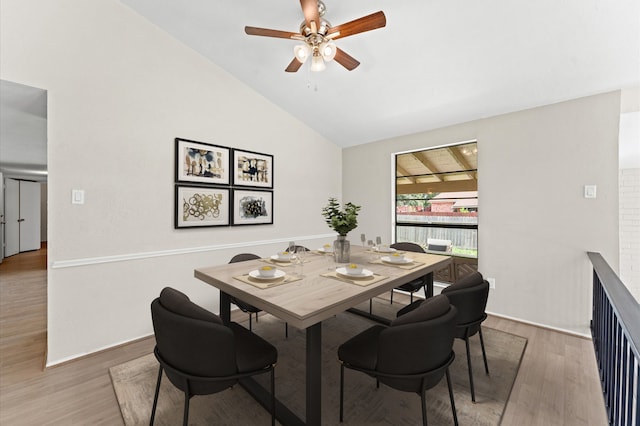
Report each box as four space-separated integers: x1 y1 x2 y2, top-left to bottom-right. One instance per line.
344 92 620 336
1 0 341 364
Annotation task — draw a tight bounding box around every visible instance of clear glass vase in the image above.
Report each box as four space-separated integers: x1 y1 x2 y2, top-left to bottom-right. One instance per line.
333 235 351 263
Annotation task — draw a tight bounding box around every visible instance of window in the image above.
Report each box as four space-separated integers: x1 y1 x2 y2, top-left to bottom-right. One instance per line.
395 142 478 281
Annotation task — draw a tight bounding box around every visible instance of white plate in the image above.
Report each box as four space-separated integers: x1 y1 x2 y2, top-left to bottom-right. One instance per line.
376 247 397 253
318 247 334 253
249 270 286 280
336 267 374 278
270 254 292 262
381 256 413 264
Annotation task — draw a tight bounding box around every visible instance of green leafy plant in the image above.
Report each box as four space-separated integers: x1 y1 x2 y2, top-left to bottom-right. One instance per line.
321 197 361 236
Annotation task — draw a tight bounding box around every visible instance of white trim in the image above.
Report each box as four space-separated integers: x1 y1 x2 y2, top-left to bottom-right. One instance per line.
50 233 336 269
486 311 592 339
45 332 153 367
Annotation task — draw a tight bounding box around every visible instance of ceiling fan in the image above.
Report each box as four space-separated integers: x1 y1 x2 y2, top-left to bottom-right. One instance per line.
244 0 386 72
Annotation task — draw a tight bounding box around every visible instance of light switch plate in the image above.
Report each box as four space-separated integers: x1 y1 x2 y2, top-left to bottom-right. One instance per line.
72 189 85 204
584 185 597 199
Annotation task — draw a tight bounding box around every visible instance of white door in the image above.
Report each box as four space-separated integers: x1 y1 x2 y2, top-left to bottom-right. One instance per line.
19 180 41 252
4 178 19 257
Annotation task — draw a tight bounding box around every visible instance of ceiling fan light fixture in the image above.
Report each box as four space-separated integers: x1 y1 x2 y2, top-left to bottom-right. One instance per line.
294 44 311 63
320 41 336 61
311 53 326 72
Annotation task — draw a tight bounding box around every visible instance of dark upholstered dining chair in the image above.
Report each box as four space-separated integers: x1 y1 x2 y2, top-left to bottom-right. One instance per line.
399 271 490 402
338 294 459 425
229 253 289 337
228 253 262 329
150 287 278 426
389 242 430 304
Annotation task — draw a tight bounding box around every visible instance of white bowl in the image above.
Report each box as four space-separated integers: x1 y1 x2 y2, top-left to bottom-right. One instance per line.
322 244 333 253
388 253 405 262
377 245 394 253
276 251 293 261
258 266 277 277
345 263 363 275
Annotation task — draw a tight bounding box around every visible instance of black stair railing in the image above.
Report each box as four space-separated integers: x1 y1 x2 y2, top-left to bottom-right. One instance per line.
589 252 639 426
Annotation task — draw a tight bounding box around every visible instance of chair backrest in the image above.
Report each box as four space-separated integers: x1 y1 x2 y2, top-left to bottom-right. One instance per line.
441 272 489 330
377 294 457 392
282 245 309 252
426 238 452 252
229 253 261 264
151 287 238 394
390 242 425 253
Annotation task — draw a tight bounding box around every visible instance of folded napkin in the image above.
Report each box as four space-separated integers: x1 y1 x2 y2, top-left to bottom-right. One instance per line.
320 271 388 287
369 258 425 270
233 273 302 289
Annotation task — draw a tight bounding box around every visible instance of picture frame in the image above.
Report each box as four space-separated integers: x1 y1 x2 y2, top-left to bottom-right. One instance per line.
176 138 230 185
175 185 230 228
232 149 273 189
232 189 273 226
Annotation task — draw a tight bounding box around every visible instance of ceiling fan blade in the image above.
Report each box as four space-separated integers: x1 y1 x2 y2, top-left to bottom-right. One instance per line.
300 0 320 32
245 26 303 40
334 48 360 71
285 58 303 73
327 11 386 40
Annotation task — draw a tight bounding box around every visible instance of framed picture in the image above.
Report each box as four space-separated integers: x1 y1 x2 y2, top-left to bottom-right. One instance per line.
232 149 273 188
175 185 230 228
176 138 230 185
232 189 273 226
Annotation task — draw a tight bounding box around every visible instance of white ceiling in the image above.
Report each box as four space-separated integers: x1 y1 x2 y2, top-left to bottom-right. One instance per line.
118 0 640 148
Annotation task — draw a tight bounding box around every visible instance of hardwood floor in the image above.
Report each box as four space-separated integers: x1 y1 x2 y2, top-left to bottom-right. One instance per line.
0 246 608 425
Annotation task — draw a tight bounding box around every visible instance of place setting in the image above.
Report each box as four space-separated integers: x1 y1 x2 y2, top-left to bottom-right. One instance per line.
321 263 388 287
233 265 302 289
370 252 425 270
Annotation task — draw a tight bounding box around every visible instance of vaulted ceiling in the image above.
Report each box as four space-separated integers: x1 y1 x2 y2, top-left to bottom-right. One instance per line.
119 0 639 147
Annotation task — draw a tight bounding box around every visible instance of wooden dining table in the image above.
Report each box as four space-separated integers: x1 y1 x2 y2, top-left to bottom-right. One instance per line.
194 246 451 426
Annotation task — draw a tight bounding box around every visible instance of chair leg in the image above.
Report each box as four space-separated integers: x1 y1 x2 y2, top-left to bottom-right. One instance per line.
183 391 190 426
478 327 490 375
339 364 345 422
420 388 428 426
149 366 163 425
464 335 476 402
255 311 259 322
446 367 459 426
285 322 288 338
410 292 414 303
248 313 253 331
390 289 394 304
369 298 373 314
270 367 276 426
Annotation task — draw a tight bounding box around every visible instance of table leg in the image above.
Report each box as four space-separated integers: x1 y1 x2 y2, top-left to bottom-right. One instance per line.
306 322 322 426
220 291 231 324
425 272 434 298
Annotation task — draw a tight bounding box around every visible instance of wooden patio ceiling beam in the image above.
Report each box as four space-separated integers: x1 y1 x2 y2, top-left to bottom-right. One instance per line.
396 179 478 195
396 165 415 183
412 153 443 182
447 146 476 180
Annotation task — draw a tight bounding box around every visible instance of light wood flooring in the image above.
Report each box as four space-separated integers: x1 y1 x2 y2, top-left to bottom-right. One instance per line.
0 246 608 425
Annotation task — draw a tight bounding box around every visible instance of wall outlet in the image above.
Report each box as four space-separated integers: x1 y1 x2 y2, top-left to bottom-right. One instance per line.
487 277 496 289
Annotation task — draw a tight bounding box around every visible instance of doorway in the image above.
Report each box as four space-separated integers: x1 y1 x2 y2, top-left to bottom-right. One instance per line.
0 79 47 262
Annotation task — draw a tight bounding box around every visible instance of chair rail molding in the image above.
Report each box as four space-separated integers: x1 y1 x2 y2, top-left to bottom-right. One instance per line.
50 233 336 269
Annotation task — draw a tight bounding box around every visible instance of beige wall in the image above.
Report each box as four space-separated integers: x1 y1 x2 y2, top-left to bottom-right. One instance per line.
344 92 620 335
1 0 341 364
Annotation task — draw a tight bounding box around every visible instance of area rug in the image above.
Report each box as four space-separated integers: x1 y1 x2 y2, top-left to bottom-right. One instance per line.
110 300 527 425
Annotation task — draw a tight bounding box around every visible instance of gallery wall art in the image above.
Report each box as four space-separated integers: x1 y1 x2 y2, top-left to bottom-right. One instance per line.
173 138 274 228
